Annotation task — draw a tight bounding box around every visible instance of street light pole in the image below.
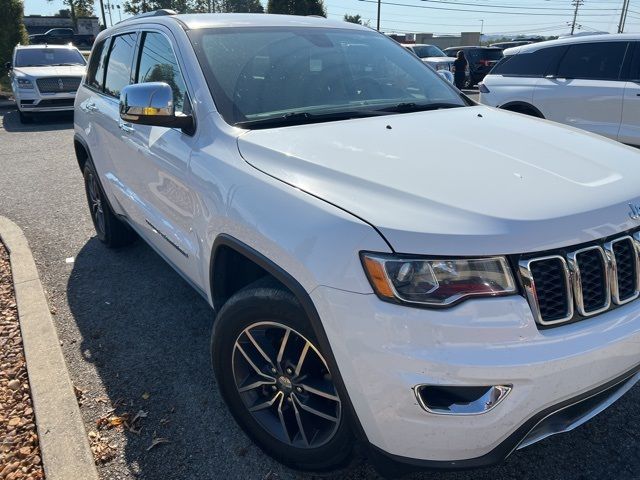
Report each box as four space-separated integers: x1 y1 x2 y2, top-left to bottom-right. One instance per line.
377 0 381 31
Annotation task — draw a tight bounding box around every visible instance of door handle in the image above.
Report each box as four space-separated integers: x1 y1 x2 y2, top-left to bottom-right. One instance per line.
84 102 98 112
118 121 135 133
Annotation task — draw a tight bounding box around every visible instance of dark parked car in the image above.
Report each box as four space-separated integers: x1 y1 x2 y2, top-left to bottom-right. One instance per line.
443 46 504 86
28 28 95 48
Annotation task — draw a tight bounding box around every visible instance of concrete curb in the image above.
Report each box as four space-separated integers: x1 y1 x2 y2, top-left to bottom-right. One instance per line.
0 216 99 480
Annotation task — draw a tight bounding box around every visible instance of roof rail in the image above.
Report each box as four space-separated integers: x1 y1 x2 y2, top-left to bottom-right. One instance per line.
117 9 177 24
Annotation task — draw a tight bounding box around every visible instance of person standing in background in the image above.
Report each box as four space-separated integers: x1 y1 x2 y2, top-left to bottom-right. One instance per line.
452 50 468 90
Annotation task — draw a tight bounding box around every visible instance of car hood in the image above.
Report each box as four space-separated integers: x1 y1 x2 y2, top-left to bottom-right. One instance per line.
237 106 640 256
13 65 85 77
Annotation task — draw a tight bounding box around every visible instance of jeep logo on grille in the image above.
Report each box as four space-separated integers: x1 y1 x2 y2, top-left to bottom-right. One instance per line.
58 79 64 90
629 203 640 221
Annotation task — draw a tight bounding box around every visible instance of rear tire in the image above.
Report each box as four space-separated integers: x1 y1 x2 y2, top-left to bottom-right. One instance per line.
211 281 354 471
83 159 136 248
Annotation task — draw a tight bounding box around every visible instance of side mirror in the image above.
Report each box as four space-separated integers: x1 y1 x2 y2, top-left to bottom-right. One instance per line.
5 62 12 71
438 70 454 84
119 82 193 131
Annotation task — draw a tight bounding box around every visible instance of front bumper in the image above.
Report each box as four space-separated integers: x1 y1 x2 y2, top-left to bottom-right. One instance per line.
15 90 76 112
311 287 640 466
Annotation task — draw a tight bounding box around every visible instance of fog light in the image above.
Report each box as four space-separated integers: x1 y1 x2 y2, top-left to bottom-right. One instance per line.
414 384 511 415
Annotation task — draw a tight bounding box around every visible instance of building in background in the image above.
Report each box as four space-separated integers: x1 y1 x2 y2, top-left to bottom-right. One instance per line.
415 32 481 49
24 15 100 36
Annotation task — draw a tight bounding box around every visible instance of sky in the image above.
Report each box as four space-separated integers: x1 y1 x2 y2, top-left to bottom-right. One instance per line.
23 0 640 37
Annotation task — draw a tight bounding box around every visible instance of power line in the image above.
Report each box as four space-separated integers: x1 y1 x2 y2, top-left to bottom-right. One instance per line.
356 0 620 16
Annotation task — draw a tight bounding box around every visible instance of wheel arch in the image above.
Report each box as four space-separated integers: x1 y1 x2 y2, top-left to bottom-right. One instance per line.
208 234 369 443
73 133 91 173
499 101 545 118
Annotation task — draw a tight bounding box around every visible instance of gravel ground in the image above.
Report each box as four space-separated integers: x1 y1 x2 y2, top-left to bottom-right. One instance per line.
0 242 44 480
0 106 638 480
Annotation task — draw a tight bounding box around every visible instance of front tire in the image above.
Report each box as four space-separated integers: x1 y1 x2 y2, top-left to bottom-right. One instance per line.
18 111 33 124
83 160 136 248
211 282 354 471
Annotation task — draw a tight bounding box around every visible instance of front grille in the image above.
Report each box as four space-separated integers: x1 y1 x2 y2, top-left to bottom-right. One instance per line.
520 232 640 326
36 77 81 93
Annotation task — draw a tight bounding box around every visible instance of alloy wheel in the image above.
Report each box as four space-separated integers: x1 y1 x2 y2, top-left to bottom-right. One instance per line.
87 171 105 236
232 321 342 449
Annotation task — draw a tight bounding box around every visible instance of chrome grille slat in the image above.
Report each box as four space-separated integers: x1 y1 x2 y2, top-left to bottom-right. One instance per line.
604 236 640 305
567 246 610 317
519 255 573 326
521 233 640 326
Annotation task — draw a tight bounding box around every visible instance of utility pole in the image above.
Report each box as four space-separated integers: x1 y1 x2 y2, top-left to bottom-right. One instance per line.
377 0 381 31
570 0 583 35
99 0 107 29
618 0 630 33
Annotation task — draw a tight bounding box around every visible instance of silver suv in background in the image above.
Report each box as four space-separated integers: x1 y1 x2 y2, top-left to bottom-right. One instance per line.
7 45 86 123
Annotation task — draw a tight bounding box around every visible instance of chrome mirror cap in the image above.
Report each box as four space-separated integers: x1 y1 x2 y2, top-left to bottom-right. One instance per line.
119 82 193 131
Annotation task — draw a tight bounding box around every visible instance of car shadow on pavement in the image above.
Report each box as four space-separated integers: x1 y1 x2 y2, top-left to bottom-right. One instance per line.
66 238 640 480
66 237 325 479
1 108 73 132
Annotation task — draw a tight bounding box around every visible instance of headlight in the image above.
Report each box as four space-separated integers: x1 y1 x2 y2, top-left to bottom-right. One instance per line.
361 253 516 307
435 64 446 71
17 78 34 89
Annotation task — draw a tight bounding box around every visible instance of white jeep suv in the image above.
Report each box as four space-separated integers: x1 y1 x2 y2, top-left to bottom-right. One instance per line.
8 44 86 123
480 34 640 147
74 12 640 475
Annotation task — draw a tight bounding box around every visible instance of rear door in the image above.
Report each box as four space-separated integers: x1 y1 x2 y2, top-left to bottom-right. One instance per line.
91 32 139 213
619 42 640 146
533 41 629 140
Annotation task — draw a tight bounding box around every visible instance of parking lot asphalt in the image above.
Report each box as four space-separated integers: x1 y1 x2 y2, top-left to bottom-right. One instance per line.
0 105 638 480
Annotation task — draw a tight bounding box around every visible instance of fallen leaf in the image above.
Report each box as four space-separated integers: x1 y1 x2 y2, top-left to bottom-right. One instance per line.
108 416 125 427
141 392 150 400
131 410 148 424
146 437 170 451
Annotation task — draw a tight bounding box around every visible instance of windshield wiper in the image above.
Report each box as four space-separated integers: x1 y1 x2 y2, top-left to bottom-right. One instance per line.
377 102 464 113
52 63 82 66
234 109 388 129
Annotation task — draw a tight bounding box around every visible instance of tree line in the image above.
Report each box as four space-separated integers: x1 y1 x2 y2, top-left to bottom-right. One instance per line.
123 0 326 16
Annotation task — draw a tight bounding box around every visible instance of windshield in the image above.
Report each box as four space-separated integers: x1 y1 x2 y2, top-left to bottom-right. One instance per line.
15 48 86 67
188 27 465 127
412 45 446 58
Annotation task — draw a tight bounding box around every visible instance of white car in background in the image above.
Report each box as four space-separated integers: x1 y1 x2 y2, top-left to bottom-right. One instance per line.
402 43 455 72
480 34 640 146
7 44 86 123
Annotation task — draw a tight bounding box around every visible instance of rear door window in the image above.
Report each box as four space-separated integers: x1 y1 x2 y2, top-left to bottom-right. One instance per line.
491 46 567 77
104 33 138 98
556 41 628 81
86 39 108 90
